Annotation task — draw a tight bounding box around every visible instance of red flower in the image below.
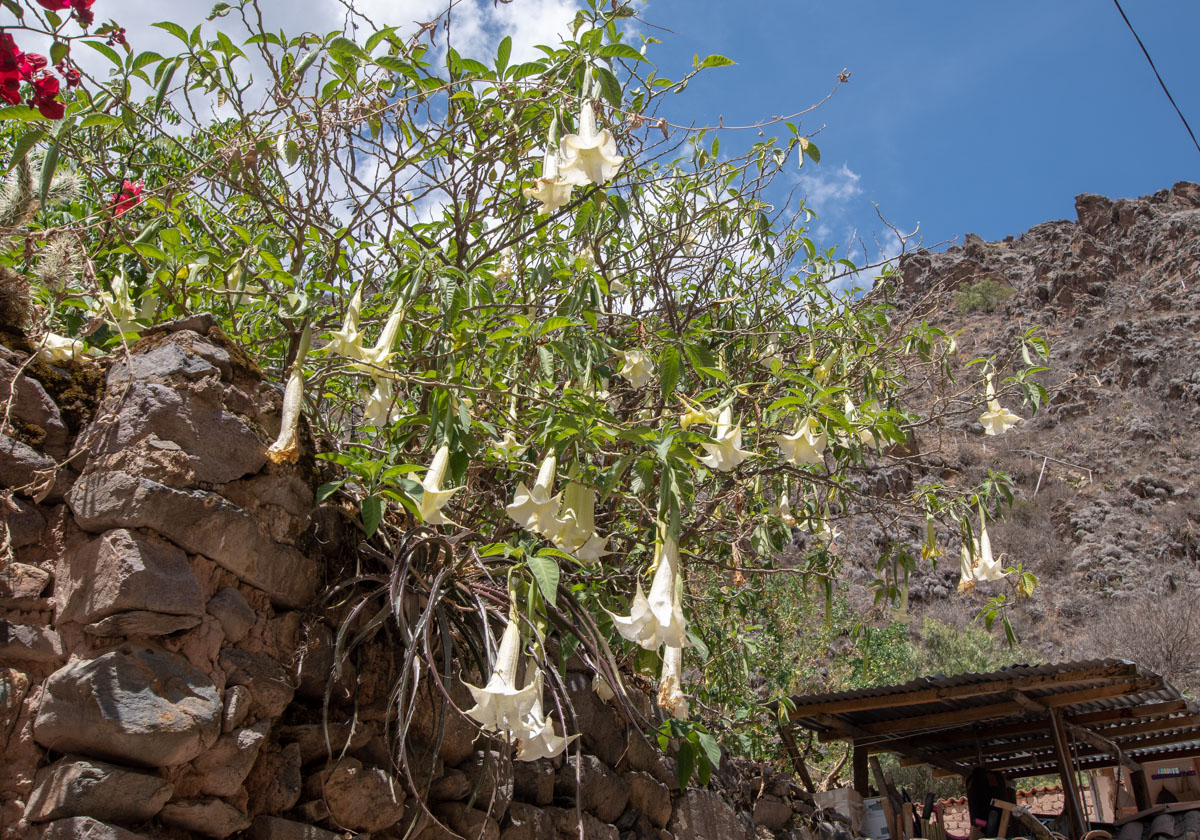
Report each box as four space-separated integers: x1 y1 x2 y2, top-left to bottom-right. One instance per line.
34 0 70 9
56 61 81 89
29 74 62 119
109 180 143 215
35 0 95 26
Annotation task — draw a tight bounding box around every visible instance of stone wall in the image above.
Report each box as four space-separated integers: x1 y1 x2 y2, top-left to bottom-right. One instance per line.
0 318 839 840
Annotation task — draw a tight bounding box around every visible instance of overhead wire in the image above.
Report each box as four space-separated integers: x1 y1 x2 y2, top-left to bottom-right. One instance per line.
1111 0 1200 156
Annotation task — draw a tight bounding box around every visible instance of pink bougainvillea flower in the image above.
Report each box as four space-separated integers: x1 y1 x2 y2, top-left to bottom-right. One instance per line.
110 180 144 215
70 0 96 26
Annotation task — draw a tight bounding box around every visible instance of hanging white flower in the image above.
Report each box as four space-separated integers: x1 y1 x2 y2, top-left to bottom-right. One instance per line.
657 645 688 719
326 287 364 359
678 397 720 430
515 670 578 762
617 349 655 389
418 444 462 525
608 535 687 651
776 416 827 466
362 376 402 429
492 430 524 460
592 672 616 702
759 341 784 373
957 508 1006 592
979 375 1022 435
266 326 311 465
464 615 540 734
773 493 797 528
609 278 629 296
522 143 574 215
559 98 624 187
843 397 875 447
552 482 610 562
506 454 563 536
697 406 755 472
356 297 406 372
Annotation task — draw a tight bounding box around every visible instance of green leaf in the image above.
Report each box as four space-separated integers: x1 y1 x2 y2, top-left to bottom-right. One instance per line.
495 35 511 74
327 36 366 60
696 54 736 69
50 41 67 66
152 21 191 45
659 346 681 399
0 106 47 122
361 495 384 538
315 480 344 502
597 43 647 62
154 57 179 115
528 553 560 606
5 128 44 174
207 1 233 19
83 39 124 68
539 316 576 336
595 66 622 108
696 729 722 768
676 739 695 786
510 61 544 81
39 137 60 209
293 49 319 81
80 114 122 128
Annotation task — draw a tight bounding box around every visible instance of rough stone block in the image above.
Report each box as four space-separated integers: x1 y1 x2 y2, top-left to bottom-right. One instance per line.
67 471 319 607
668 789 754 840
513 759 554 806
554 755 630 824
629 770 672 828
252 816 341 840
205 587 256 643
322 756 406 832
40 817 154 840
159 799 251 839
56 529 205 625
25 756 172 823
190 719 270 797
433 802 499 840
218 648 294 720
502 801 555 840
84 611 201 637
34 645 221 767
0 358 70 456
0 621 64 663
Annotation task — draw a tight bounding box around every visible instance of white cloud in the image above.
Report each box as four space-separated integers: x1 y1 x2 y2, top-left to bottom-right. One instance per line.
798 163 862 209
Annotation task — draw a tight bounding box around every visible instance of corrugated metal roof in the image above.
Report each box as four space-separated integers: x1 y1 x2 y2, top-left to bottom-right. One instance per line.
783 659 1200 779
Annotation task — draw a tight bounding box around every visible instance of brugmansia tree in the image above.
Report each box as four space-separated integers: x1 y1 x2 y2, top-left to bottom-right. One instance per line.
0 0 1047 782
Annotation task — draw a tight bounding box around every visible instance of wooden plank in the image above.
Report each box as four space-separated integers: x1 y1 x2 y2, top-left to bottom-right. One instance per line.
784 663 1137 718
835 679 1161 739
899 711 1200 766
1048 708 1088 840
1001 744 1200 778
1131 766 1151 812
897 701 1189 751
853 744 870 795
981 727 1200 772
778 723 816 793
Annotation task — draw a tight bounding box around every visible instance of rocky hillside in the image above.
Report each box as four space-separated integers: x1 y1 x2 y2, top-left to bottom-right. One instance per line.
880 181 1200 681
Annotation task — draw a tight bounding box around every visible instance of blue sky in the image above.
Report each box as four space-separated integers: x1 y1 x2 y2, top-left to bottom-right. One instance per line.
640 0 1200 261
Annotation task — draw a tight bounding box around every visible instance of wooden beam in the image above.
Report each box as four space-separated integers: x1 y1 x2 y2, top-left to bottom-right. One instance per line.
853 744 870 795
1048 708 1088 840
999 744 1200 779
826 678 1161 740
783 663 1138 718
978 727 1200 772
778 723 816 793
1011 691 1144 772
900 712 1200 766
897 701 1189 751
1131 766 1151 811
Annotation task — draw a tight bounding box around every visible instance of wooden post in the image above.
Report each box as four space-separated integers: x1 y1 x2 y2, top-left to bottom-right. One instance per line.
854 743 870 795
1049 708 1088 840
778 723 817 793
1130 766 1152 812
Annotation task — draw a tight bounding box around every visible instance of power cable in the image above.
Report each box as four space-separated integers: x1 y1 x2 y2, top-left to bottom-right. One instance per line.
1111 0 1200 156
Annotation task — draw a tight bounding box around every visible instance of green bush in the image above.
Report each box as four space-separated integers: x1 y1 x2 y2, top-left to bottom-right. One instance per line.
955 277 1015 314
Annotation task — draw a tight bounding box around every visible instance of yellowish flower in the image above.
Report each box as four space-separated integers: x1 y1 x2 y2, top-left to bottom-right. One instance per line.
608 535 687 651
698 406 755 472
617 349 655 389
522 144 574 215
266 326 311 464
356 297 406 372
464 615 540 734
843 397 875 447
419 444 462 525
979 375 1022 436
492 430 524 460
516 670 578 762
326 287 364 359
678 396 720 430
559 99 624 187
656 645 688 719
773 493 797 528
35 332 92 364
552 482 610 562
506 454 563 536
776 416 827 466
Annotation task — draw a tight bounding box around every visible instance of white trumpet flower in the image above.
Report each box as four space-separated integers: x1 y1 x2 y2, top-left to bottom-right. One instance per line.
356 297 406 372
418 444 461 525
957 509 1006 592
516 670 578 762
617 349 655 389
608 536 687 651
362 376 401 429
464 616 540 734
698 407 755 472
773 493 797 528
559 99 624 187
776 416 827 466
522 144 574 215
979 376 1022 436
506 454 563 536
843 397 875 447
35 333 92 364
266 326 311 464
326 287 364 359
657 645 688 719
492 430 524 460
552 482 610 562
592 672 615 702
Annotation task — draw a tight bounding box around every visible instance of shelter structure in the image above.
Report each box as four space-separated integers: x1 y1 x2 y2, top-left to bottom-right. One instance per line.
779 660 1200 840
